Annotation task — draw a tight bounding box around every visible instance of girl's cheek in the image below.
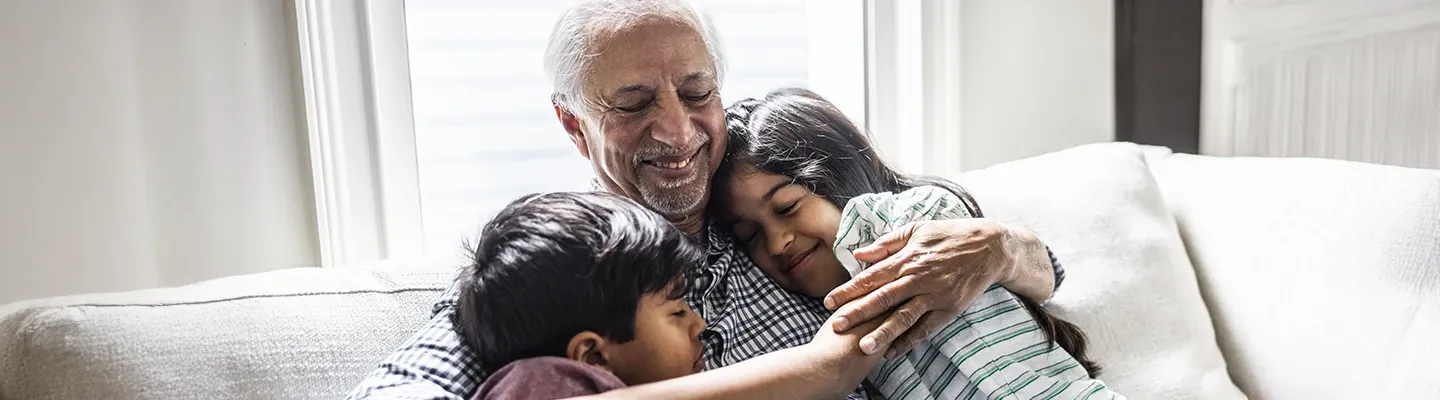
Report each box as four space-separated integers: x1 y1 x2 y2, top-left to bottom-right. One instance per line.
748 250 781 275
752 252 773 270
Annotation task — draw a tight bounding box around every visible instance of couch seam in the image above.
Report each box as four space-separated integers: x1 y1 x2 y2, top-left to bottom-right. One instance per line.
58 287 444 309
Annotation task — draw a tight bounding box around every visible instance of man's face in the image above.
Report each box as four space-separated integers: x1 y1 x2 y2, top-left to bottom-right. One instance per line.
559 19 727 219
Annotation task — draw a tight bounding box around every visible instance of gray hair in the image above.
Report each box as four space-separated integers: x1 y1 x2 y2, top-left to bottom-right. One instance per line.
543 0 727 118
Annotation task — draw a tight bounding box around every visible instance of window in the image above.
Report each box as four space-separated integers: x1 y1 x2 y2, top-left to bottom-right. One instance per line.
291 0 957 266
402 0 864 258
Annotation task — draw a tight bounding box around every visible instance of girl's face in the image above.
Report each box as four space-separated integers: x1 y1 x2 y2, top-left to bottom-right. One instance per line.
724 168 851 298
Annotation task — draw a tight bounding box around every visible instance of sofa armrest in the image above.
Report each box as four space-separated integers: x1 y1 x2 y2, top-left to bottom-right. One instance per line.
1146 151 1440 399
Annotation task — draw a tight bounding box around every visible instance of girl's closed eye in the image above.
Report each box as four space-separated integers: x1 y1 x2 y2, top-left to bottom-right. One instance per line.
733 223 759 245
775 199 800 216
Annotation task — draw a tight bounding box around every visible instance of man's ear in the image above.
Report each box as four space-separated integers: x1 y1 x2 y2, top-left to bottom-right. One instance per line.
566 331 610 368
554 101 592 160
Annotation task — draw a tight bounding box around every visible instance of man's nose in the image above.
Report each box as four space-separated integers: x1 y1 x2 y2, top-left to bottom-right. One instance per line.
649 94 696 149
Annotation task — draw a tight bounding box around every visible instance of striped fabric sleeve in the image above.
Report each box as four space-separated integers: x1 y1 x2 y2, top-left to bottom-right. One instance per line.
834 186 971 276
834 186 1066 295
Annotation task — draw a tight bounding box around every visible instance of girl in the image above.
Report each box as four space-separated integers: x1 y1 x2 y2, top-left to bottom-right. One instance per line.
712 88 1122 399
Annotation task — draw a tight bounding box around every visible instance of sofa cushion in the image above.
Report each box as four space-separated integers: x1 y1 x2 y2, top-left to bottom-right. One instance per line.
0 260 456 400
1148 153 1440 399
955 142 1246 399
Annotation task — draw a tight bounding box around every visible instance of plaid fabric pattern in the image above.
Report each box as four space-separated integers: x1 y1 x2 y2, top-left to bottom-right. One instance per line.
346 223 864 399
1048 245 1066 293
836 186 1121 400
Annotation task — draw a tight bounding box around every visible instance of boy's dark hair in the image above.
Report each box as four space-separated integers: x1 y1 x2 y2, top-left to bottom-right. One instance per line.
712 88 1100 377
452 191 703 375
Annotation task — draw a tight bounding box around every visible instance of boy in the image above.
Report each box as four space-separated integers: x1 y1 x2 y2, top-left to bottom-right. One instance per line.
452 191 708 399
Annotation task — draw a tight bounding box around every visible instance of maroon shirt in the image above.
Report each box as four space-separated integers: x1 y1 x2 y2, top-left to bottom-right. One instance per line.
475 357 626 400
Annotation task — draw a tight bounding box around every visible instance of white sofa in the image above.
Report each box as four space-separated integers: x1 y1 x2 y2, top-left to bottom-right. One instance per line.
3 142 1437 400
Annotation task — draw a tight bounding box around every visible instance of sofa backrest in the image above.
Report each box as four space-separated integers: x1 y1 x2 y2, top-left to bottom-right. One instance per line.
1147 151 1440 399
0 261 455 400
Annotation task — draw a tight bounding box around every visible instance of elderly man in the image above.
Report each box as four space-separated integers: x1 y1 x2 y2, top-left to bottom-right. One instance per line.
349 0 1064 398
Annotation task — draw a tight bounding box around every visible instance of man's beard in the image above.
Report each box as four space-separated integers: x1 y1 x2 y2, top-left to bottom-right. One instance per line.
634 140 711 218
637 167 707 218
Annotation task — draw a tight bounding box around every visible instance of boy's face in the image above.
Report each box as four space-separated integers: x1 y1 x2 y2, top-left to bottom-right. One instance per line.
603 291 707 385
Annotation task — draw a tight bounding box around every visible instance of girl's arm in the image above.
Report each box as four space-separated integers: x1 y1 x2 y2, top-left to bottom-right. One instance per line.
572 315 889 400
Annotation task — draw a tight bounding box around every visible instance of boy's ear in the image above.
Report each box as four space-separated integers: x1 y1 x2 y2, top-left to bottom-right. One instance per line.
553 100 592 160
566 331 610 367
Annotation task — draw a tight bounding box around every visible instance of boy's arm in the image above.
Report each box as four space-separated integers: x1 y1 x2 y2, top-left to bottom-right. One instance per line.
573 315 889 400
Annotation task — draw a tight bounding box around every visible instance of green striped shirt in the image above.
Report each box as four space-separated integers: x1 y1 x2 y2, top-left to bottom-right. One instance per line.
834 186 1123 400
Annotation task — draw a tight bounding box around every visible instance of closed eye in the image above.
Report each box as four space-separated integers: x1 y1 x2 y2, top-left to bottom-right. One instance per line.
614 100 652 113
682 90 713 102
733 225 759 245
775 200 799 216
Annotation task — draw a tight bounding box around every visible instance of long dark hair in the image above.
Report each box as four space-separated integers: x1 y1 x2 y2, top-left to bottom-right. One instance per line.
712 87 1099 377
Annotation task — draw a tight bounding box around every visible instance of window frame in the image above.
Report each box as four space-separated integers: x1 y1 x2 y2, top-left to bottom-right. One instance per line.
293 0 424 267
866 0 966 177
294 0 964 266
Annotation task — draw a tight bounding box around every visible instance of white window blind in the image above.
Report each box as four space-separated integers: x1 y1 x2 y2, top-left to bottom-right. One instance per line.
403 0 859 258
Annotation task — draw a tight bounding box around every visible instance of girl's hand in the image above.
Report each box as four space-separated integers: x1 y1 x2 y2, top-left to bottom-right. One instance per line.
806 312 892 389
822 218 1050 357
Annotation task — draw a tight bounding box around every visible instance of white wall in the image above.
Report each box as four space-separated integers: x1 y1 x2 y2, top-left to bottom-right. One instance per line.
960 0 1115 170
0 0 319 304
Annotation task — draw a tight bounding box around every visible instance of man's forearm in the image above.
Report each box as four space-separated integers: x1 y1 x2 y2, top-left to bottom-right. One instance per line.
996 223 1056 302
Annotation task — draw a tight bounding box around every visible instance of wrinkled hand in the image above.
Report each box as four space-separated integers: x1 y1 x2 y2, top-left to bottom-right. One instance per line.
823 218 1016 357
